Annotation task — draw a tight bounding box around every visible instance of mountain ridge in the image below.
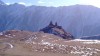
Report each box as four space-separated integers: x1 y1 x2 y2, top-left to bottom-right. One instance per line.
0 2 100 38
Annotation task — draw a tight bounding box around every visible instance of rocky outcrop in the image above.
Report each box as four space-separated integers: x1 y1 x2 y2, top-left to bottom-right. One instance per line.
40 21 74 39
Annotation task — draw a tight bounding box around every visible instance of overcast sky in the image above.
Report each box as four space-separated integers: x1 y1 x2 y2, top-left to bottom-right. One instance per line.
2 0 100 8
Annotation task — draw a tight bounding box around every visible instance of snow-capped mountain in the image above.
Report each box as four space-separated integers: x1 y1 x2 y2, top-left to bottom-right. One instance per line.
0 1 100 38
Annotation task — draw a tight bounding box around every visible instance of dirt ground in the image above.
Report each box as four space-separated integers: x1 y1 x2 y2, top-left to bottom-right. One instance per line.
0 30 100 56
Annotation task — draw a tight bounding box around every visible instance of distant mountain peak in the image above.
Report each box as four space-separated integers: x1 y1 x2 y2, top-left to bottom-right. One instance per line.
0 0 6 5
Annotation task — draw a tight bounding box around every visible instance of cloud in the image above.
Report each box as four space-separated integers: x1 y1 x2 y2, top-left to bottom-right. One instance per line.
79 0 100 8
18 2 26 5
48 2 54 4
6 2 26 5
6 3 10 5
38 0 46 4
6 2 32 6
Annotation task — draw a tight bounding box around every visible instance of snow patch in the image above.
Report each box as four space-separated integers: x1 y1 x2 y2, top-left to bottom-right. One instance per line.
0 32 3 35
42 41 51 46
82 40 100 44
3 43 14 48
70 39 100 44
7 43 13 48
70 46 100 56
